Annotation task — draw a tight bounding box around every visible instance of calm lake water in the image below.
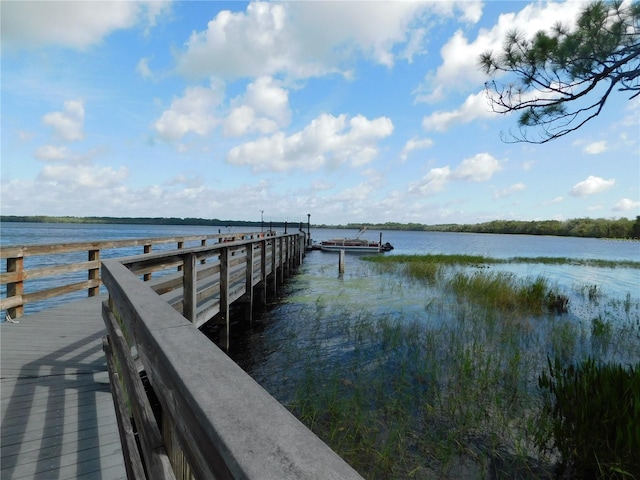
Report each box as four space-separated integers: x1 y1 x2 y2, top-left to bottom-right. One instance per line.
318 227 640 294
1 222 639 315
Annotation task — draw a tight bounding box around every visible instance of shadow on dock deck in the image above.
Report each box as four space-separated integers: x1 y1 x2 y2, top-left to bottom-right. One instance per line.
1 296 126 480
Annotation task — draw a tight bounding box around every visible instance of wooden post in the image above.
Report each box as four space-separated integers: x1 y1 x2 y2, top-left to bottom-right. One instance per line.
339 249 345 274
183 253 197 323
291 236 296 268
278 236 284 285
271 238 277 295
283 236 290 278
299 234 305 265
144 244 152 281
177 241 184 271
200 239 207 264
88 249 100 296
260 239 267 305
6 256 24 319
245 243 254 324
219 248 230 350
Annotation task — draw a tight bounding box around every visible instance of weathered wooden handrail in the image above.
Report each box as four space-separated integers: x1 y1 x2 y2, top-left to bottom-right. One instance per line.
116 234 302 348
101 233 363 479
0 231 274 319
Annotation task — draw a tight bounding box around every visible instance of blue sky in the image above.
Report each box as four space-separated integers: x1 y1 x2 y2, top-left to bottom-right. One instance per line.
1 1 638 226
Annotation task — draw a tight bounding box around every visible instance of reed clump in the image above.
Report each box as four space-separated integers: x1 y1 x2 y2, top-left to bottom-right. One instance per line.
367 253 640 269
245 254 640 479
287 307 559 478
447 271 553 315
536 358 640 479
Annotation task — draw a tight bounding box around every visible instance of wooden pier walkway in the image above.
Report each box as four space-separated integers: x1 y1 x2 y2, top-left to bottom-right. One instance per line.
1 296 127 480
1 231 364 480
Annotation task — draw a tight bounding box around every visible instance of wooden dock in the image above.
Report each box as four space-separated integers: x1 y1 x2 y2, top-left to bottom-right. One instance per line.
1 296 127 480
1 231 364 480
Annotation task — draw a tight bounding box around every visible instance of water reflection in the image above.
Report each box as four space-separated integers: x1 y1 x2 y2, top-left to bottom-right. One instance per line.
235 248 640 384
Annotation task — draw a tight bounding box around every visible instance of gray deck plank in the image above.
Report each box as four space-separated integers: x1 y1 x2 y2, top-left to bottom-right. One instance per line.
1 296 127 480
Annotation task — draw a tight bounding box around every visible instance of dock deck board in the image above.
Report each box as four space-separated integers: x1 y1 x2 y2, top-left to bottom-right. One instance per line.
1 296 127 480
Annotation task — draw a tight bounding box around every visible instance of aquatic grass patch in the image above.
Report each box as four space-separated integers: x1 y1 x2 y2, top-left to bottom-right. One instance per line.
447 270 553 315
509 256 640 268
536 358 640 479
367 253 493 267
370 255 574 315
592 315 613 338
366 254 640 269
239 255 640 479
285 300 558 478
283 313 637 478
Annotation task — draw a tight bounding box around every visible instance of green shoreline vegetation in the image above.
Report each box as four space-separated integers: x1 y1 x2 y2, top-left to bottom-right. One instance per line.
2 215 639 240
255 255 640 479
369 253 640 269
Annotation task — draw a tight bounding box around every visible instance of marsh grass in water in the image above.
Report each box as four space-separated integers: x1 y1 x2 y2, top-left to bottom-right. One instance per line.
447 271 552 315
536 358 640 479
368 253 640 270
288 303 560 478
240 254 640 479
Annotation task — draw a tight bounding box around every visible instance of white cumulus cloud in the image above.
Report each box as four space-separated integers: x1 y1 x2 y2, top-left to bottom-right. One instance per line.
612 198 640 211
416 1 584 102
400 137 434 161
176 1 482 80
38 164 129 189
224 76 291 136
35 145 71 161
226 113 393 172
155 85 223 141
409 166 451 196
422 91 493 132
583 141 607 154
453 153 502 182
2 1 169 51
569 176 615 197
409 152 502 196
42 100 85 141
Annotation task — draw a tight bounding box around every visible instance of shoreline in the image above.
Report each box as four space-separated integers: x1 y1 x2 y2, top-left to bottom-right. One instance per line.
2 215 639 241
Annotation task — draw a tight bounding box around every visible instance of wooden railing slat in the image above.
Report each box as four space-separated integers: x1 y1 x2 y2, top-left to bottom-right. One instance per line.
1 231 272 317
102 302 177 480
0 260 101 284
102 336 148 480
23 279 101 304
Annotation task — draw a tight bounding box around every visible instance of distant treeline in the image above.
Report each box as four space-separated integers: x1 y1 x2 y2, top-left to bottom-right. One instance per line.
2 215 639 239
325 216 640 239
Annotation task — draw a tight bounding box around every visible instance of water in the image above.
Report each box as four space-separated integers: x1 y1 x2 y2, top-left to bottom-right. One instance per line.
0 222 258 246
233 230 639 369
2 223 638 315
315 228 640 296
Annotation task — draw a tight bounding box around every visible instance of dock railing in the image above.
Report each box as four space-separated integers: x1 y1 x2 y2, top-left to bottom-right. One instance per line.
0 231 275 320
100 232 364 479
